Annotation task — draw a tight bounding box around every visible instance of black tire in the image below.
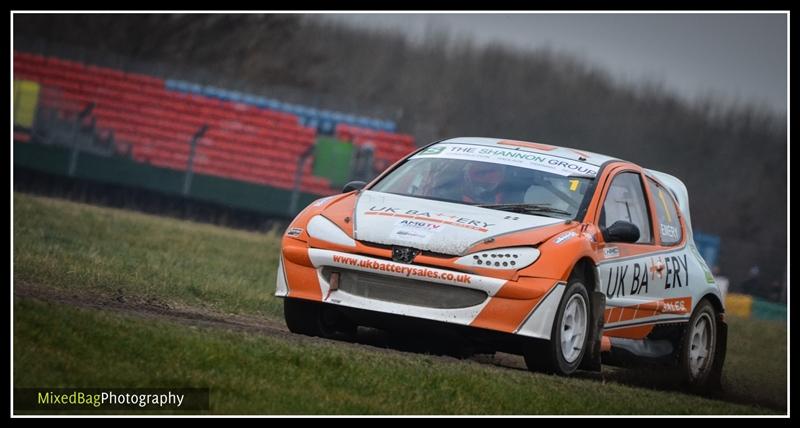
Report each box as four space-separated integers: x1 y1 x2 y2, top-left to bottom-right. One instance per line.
680 299 719 391
283 298 356 338
524 279 591 375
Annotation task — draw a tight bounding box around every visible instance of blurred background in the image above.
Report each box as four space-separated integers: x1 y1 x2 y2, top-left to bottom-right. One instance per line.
12 13 787 316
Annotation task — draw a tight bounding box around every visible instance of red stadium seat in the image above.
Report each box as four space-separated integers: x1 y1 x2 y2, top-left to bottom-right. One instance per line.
15 51 394 194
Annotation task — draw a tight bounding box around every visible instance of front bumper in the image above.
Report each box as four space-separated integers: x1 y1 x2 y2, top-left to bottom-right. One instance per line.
277 247 565 339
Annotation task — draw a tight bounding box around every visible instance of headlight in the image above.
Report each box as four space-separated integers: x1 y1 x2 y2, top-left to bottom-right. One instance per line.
306 215 356 247
455 247 540 270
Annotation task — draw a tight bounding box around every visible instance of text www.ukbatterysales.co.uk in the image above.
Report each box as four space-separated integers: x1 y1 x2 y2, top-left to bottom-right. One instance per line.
331 255 472 284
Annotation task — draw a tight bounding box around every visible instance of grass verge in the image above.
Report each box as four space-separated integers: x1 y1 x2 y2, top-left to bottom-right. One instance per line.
13 298 778 415
13 193 788 413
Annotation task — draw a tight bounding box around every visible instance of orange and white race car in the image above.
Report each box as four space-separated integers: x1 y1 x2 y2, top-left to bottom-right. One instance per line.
276 137 727 389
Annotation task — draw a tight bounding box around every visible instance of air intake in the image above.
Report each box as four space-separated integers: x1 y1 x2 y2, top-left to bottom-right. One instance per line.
323 268 487 309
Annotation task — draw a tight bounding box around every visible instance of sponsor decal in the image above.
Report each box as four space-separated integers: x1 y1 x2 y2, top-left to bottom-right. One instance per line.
659 298 688 314
604 296 692 324
419 146 446 155
286 228 303 237
330 254 472 284
554 231 578 245
412 143 598 177
689 244 716 284
388 219 443 245
395 219 442 232
663 254 689 290
603 247 620 259
580 224 596 242
394 230 426 239
365 206 494 232
649 256 665 280
604 254 690 298
606 261 649 298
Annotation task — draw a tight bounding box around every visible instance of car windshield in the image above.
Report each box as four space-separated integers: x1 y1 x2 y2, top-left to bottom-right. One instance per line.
371 155 595 219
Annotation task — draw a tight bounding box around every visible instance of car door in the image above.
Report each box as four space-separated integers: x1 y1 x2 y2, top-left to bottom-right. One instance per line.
595 168 674 336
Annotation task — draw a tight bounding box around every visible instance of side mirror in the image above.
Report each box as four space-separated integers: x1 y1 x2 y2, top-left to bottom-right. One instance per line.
602 220 640 243
342 181 366 193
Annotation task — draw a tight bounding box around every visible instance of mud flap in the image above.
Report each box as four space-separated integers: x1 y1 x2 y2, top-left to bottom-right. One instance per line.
708 315 728 391
579 291 605 371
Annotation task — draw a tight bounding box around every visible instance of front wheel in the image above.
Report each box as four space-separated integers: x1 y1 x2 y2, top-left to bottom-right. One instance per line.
283 298 356 338
524 279 590 375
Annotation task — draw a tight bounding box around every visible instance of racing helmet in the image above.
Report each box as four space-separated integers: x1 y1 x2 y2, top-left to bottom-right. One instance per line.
464 162 505 202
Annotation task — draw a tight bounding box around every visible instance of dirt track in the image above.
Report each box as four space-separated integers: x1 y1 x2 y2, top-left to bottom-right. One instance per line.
14 282 292 339
12 282 530 372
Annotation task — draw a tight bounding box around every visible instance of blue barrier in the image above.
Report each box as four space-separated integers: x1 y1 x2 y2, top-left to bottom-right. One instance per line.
694 231 721 268
187 83 203 95
165 79 397 134
202 86 220 99
227 91 244 103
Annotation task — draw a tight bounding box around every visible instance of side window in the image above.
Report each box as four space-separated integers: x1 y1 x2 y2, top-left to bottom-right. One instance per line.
601 172 653 244
647 178 683 245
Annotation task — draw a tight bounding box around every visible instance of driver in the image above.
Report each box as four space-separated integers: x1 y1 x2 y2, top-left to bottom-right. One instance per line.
462 162 507 204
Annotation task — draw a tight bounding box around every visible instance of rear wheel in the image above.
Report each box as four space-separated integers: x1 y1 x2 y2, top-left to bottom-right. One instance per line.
283 298 356 338
680 299 720 391
524 279 590 375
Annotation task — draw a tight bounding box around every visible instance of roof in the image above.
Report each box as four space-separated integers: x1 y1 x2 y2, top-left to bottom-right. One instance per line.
439 137 619 167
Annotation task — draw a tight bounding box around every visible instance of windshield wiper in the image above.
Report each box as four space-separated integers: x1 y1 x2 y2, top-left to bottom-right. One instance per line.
477 203 573 217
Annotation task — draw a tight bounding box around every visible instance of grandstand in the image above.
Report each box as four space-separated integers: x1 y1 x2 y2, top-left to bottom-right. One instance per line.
13 50 416 215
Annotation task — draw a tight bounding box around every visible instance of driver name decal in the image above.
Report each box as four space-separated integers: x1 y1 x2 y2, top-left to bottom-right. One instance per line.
660 223 680 240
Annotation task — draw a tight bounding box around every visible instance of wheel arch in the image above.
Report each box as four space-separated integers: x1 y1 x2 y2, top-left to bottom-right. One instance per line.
700 291 725 315
570 256 605 372
569 256 600 291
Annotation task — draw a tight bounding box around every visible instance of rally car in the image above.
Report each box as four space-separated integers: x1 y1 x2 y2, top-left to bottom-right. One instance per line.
276 137 727 390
